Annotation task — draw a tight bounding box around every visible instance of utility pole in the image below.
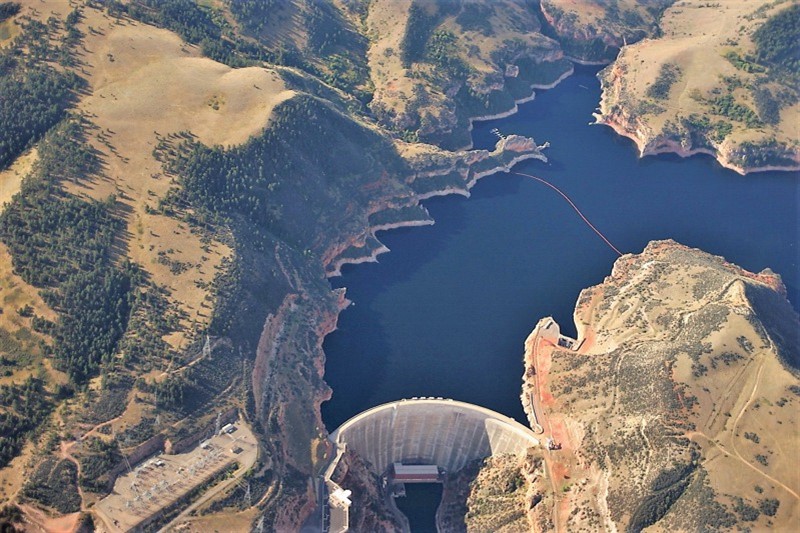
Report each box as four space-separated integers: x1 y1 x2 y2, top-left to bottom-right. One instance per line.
203 334 211 358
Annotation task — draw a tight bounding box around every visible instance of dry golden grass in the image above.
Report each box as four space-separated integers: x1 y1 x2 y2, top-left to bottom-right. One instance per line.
542 242 800 530
0 148 36 212
0 240 55 385
0 6 296 509
172 507 259 533
439 0 554 88
0 439 34 503
610 0 798 146
366 0 416 119
0 242 54 328
367 0 558 132
687 313 800 530
37 2 295 344
544 0 654 29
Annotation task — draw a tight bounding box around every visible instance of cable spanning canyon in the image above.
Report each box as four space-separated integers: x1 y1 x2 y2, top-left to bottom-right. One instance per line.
512 171 624 256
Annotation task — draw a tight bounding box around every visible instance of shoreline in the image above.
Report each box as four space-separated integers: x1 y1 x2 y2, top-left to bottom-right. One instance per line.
458 63 575 151
594 113 800 176
298 48 798 530
566 54 612 66
320 62 574 281
324 218 434 278
325 149 547 279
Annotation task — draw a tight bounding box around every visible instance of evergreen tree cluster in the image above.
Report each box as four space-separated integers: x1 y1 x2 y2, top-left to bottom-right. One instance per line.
306 2 353 56
0 378 51 468
646 63 681 100
107 0 306 70
78 437 122 492
0 120 132 384
753 4 800 77
753 86 781 125
226 0 279 36
401 3 440 67
0 17 85 169
0 2 20 23
425 29 470 81
164 95 406 246
22 458 81 514
152 375 186 410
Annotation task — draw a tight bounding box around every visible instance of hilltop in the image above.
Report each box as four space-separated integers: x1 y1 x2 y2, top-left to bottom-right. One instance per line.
520 240 799 531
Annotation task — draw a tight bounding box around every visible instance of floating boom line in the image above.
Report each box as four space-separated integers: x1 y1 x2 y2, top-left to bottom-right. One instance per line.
512 171 624 257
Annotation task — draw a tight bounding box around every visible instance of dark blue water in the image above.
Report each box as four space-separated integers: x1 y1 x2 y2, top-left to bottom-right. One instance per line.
394 484 443 532
321 65 799 432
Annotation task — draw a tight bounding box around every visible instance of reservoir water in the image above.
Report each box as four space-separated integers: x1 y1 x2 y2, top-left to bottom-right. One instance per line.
321 65 798 528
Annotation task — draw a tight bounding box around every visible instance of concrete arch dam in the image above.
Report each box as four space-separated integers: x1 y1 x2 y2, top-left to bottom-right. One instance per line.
330 398 539 475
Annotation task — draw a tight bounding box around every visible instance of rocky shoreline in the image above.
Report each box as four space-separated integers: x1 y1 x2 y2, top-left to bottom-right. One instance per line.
459 64 575 151
326 135 549 278
594 22 800 177
325 151 546 279
595 111 800 176
565 55 609 66
320 58 585 282
251 128 550 527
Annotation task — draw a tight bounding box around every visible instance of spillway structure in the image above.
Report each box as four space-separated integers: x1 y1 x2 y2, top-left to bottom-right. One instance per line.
322 398 539 532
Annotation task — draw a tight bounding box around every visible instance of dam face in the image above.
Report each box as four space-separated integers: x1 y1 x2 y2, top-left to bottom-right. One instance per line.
330 398 539 475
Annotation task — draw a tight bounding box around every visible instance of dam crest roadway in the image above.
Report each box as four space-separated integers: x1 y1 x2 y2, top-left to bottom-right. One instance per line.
321 398 540 532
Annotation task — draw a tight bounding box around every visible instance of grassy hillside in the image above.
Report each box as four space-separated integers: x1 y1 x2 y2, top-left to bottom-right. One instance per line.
1 0 793 531
0 1 542 528
366 0 570 148
596 0 800 173
523 241 800 531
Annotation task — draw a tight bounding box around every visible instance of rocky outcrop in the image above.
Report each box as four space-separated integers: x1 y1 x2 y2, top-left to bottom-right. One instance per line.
540 0 672 63
522 240 800 531
324 135 549 277
329 451 404 532
595 60 800 175
437 452 545 533
593 1 800 175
